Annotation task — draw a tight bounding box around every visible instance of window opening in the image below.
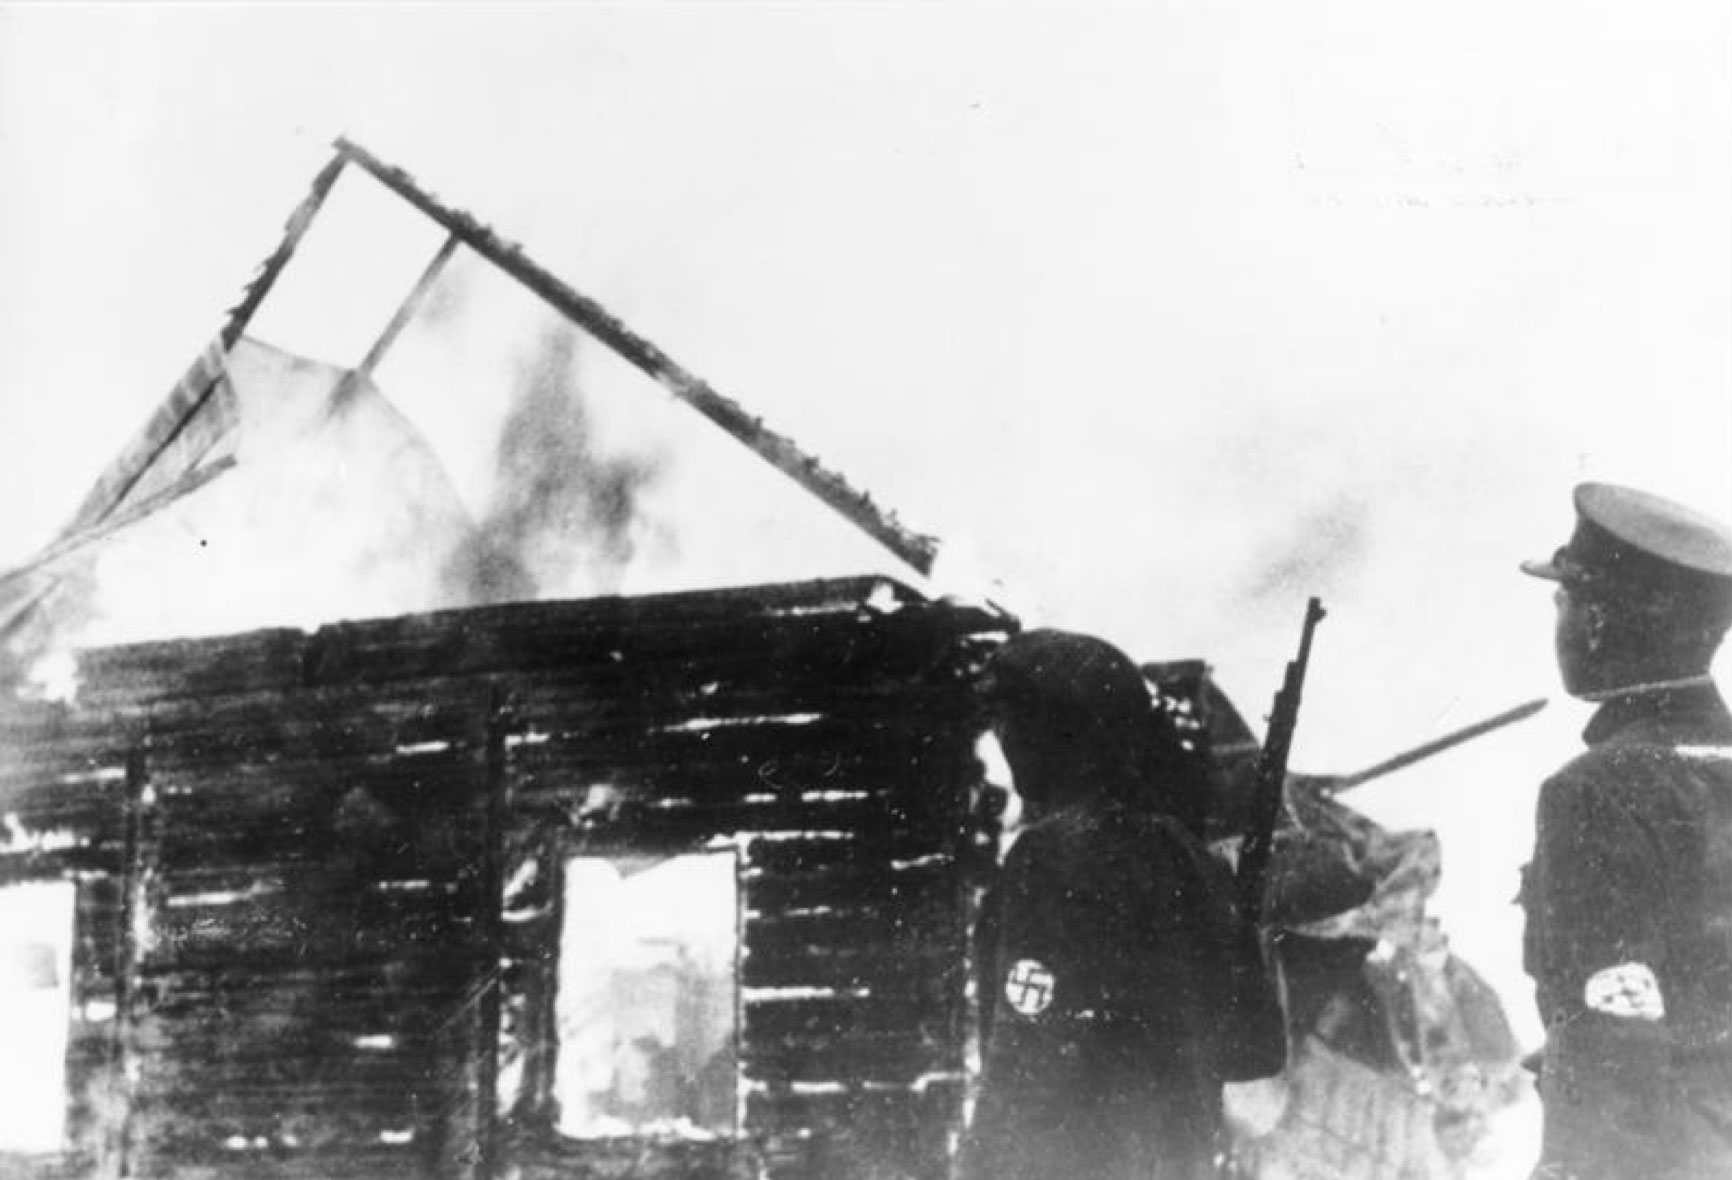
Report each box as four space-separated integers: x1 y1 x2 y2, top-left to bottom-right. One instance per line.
0 879 75 1153
554 851 739 1140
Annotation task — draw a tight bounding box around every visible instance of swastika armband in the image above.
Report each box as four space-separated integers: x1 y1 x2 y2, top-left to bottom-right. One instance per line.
1583 962 1665 1021
1005 959 1055 1018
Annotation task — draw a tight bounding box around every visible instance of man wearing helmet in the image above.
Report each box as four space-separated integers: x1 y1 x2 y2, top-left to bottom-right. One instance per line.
959 629 1284 1180
1519 483 1732 1180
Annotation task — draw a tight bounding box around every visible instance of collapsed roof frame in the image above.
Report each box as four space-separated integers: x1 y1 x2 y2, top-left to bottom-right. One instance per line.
329 137 942 578
2 138 943 653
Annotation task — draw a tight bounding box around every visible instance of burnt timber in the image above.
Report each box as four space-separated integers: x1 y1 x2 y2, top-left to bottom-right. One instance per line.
0 576 1011 1179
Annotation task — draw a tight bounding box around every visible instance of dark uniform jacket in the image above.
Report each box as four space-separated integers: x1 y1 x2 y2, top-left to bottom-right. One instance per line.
1522 682 1732 1180
961 799 1281 1180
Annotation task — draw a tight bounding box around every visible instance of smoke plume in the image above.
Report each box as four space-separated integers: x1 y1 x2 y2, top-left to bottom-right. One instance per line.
1242 494 1372 605
445 326 661 605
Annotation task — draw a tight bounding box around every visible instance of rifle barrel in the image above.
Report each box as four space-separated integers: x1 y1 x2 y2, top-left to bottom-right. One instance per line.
1326 697 1549 792
1237 596 1326 923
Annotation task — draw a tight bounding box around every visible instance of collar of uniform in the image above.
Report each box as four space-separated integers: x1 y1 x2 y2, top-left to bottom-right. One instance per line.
1583 677 1732 746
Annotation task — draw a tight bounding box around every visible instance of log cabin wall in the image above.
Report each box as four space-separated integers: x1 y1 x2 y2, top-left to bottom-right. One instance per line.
0 578 1010 1180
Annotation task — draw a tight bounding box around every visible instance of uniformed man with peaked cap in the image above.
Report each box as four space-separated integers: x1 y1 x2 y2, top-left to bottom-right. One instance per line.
1519 482 1732 1180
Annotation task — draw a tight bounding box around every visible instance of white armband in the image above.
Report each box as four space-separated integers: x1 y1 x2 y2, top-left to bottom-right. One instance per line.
1005 959 1056 1017
1583 962 1665 1021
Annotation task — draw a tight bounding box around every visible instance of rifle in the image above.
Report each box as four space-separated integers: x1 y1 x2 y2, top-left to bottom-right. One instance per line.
1236 597 1326 925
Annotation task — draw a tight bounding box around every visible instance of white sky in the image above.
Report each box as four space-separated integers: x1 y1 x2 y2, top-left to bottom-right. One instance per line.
2 1 1729 1054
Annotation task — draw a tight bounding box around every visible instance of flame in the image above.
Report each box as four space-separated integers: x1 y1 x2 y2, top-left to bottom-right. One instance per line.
20 650 79 704
3 323 665 672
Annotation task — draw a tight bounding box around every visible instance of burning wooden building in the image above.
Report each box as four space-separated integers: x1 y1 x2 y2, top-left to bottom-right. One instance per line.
0 139 1018 1179
0 576 1009 1178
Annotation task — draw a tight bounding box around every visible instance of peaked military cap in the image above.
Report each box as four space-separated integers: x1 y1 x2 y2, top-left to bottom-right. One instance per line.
1521 482 1732 609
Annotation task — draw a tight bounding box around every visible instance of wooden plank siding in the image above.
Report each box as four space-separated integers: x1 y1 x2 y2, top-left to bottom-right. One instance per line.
0 577 1010 1179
